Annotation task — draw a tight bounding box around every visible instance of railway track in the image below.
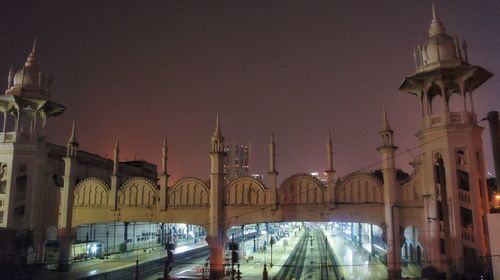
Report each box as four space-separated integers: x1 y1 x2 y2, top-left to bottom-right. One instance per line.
274 227 344 280
315 228 343 279
273 229 309 279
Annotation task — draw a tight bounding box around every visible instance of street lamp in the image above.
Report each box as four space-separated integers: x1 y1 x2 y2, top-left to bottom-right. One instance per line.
270 236 274 268
106 229 109 255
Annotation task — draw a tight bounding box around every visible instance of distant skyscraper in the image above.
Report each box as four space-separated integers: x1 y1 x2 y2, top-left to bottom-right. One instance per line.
223 140 250 181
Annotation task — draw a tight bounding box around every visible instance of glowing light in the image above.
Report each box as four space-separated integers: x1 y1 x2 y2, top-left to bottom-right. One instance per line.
91 244 97 254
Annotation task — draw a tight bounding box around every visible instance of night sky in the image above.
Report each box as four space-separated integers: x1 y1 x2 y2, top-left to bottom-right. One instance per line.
0 1 499 181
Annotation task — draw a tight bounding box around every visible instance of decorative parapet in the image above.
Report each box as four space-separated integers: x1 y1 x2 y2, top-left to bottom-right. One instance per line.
169 177 209 207
336 172 383 204
279 173 326 205
118 177 158 207
226 177 268 206
74 177 110 206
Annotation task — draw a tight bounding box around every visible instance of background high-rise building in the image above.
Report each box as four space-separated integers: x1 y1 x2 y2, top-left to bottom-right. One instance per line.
224 140 251 182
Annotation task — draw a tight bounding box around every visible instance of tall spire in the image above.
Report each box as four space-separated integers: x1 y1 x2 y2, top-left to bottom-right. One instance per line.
25 38 38 67
7 65 13 89
326 130 334 171
428 3 445 36
161 137 168 175
382 105 392 131
113 139 120 176
211 113 224 153
68 120 78 145
269 133 276 173
66 120 79 157
213 112 222 139
380 106 394 147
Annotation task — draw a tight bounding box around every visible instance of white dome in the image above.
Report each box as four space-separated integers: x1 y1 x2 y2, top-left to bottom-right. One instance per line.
423 33 458 65
11 46 48 92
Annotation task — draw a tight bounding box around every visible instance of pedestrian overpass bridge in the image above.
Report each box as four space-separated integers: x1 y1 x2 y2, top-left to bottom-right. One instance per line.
72 171 421 231
59 121 426 279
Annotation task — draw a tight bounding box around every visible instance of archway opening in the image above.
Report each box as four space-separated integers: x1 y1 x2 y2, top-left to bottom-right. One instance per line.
223 222 388 279
401 225 423 279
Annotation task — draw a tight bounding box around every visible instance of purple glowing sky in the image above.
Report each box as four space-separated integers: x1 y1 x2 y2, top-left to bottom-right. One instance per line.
1 1 499 181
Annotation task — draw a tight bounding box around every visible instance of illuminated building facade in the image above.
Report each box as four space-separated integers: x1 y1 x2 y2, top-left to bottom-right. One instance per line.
0 5 496 279
223 140 250 181
0 42 158 265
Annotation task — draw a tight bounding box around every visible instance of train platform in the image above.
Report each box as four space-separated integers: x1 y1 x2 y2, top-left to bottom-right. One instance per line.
36 240 208 280
232 227 303 279
34 226 420 279
324 228 388 279
324 228 420 279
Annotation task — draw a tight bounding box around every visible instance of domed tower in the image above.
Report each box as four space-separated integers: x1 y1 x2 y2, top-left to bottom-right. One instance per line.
3 40 65 141
0 41 65 238
400 4 492 277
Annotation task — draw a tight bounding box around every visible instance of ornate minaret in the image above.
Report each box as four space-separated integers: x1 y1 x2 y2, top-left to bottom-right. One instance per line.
267 133 278 207
0 41 65 264
109 139 120 210
58 122 79 271
376 106 400 278
207 113 227 279
159 138 169 211
400 4 492 277
325 130 336 204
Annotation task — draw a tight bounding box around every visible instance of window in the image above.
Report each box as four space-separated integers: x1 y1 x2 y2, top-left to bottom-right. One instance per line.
457 170 470 191
440 238 445 255
476 151 481 171
0 182 6 194
460 207 473 228
456 150 467 167
16 175 27 193
437 201 443 221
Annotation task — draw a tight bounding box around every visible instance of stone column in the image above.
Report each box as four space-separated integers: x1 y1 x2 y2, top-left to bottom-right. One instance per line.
57 153 78 271
206 235 227 279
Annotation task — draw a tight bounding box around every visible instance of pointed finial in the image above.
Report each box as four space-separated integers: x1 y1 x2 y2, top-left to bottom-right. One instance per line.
213 112 222 138
25 38 39 67
68 120 78 145
32 37 37 53
428 3 445 36
211 113 224 153
269 132 276 173
326 129 334 171
7 65 13 89
382 106 391 131
432 3 437 20
162 137 168 158
112 139 120 175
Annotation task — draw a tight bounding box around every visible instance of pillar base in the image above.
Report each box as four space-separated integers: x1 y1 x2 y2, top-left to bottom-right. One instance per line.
387 268 402 279
209 269 225 279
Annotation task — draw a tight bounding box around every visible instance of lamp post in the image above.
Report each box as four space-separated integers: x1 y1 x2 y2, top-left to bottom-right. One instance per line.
270 236 274 268
164 229 174 279
106 229 109 255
